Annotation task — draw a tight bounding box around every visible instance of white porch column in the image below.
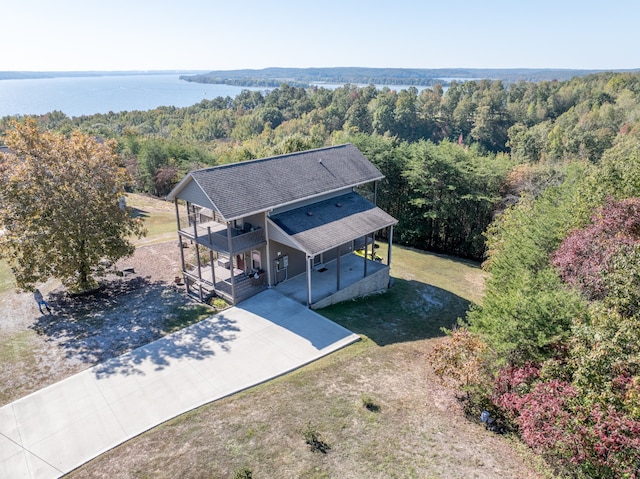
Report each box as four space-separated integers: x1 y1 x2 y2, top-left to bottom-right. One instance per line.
363 235 368 277
387 225 394 267
227 222 236 303
336 245 341 291
265 212 272 287
306 255 312 307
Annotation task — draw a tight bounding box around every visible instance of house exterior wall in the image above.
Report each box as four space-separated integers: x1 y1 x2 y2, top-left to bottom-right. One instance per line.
310 266 390 309
241 212 265 229
180 181 215 210
268 240 307 286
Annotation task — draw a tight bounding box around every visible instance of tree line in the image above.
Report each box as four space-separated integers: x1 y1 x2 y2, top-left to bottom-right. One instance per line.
428 137 640 478
7 72 640 259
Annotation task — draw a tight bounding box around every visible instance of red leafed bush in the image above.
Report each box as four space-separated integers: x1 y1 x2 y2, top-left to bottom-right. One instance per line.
552 197 640 300
494 364 640 478
497 380 577 451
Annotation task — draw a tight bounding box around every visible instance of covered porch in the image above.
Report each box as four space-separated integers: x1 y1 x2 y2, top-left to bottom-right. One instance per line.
174 200 268 305
268 191 397 308
183 254 267 304
275 252 389 308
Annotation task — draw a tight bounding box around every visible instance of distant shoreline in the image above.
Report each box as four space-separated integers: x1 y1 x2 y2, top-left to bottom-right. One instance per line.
3 67 639 86
0 71 208 81
179 66 640 86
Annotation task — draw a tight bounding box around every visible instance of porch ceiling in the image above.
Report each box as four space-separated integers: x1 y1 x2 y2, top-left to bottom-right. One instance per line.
268 191 397 257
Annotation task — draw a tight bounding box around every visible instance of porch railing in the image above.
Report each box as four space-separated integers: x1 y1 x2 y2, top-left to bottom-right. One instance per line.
178 215 266 254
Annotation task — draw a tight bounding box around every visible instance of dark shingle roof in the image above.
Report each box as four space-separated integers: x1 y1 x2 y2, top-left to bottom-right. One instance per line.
169 144 383 221
269 191 397 256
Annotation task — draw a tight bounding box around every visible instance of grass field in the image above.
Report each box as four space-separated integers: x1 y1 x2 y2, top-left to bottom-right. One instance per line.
127 193 179 245
0 260 14 294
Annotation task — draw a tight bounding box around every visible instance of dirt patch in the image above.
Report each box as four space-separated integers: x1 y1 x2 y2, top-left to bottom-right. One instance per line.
0 241 209 406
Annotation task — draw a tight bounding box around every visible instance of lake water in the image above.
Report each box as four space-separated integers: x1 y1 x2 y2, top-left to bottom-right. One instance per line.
0 74 444 119
0 74 266 118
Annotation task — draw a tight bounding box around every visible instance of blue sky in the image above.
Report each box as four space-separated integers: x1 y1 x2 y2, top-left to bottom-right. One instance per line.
4 0 639 71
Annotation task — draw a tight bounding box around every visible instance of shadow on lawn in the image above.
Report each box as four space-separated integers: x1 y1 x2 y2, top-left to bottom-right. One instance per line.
319 277 472 346
30 276 229 376
131 207 150 219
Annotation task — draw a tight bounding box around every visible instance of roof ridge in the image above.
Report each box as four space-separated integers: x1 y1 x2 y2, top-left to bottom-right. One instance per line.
191 143 352 174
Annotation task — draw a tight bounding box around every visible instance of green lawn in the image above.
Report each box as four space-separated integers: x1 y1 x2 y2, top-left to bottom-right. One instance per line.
322 243 485 345
0 260 14 294
126 193 178 243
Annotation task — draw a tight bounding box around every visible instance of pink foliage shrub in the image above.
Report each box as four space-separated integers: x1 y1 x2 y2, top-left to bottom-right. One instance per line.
552 197 640 300
493 364 640 478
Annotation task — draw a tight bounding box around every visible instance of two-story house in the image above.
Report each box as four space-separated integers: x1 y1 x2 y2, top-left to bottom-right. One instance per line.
166 144 397 308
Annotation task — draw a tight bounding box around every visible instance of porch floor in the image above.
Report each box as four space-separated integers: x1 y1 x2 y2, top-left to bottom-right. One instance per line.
274 253 387 306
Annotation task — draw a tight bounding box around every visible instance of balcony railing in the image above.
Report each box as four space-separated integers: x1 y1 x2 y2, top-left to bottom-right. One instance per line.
178 218 266 254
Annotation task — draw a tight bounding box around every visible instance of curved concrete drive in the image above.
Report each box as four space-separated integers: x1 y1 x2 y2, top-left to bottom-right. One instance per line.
0 290 359 479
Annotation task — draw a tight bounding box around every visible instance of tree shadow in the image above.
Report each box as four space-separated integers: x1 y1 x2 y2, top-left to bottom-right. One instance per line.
319 277 472 346
30 275 227 373
131 208 150 219
92 312 240 378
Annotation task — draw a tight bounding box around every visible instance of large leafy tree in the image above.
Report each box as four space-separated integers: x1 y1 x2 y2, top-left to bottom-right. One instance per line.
466 167 588 361
0 120 146 292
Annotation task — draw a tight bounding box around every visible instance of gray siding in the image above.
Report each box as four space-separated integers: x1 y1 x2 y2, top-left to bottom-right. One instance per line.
180 179 216 210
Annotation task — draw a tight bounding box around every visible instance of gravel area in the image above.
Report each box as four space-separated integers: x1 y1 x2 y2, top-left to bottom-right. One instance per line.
0 241 210 406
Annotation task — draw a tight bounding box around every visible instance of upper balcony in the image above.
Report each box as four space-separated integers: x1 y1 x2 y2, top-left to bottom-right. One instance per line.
178 215 266 254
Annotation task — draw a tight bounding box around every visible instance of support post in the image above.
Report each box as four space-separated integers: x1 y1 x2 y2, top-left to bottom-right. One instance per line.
306 256 312 307
174 199 181 230
227 222 236 303
363 234 368 277
214 249 216 288
265 212 272 287
195 243 202 281
178 233 187 282
336 245 341 291
192 208 198 239
387 225 394 267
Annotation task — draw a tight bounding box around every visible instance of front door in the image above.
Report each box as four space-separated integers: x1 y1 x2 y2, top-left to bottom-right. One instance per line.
236 254 245 271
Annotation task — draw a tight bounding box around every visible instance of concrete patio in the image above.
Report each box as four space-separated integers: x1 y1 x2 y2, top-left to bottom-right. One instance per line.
275 252 388 307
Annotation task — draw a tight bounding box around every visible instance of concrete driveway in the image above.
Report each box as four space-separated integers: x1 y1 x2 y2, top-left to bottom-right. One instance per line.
0 289 359 479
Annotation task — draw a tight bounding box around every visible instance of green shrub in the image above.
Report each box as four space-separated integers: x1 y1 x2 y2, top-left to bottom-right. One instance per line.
232 467 253 479
361 394 381 412
303 422 331 454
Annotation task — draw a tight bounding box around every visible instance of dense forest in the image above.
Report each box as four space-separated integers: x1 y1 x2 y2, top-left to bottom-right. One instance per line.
4 71 640 260
4 71 640 477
